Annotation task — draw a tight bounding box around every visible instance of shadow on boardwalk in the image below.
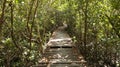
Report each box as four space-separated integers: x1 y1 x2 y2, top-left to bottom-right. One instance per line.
33 26 87 67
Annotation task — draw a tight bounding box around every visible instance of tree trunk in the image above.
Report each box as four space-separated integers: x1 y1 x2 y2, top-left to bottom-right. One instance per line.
84 0 88 58
0 0 6 40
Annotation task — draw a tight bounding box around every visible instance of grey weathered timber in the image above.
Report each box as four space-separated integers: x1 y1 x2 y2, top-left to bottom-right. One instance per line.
32 26 86 67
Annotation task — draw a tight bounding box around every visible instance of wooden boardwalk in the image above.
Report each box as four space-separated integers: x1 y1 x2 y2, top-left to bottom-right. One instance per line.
33 27 86 67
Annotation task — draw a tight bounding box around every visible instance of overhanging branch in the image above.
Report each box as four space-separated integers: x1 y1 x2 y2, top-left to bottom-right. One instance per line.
105 14 120 38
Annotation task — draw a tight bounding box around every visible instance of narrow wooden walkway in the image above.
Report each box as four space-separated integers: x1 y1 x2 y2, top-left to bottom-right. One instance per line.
33 26 86 67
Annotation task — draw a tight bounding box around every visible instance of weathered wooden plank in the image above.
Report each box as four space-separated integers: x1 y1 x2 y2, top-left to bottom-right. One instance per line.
42 55 84 60
48 45 74 48
38 60 86 64
33 26 87 67
45 47 74 50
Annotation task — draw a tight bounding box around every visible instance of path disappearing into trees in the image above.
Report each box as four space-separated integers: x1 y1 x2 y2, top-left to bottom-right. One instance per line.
33 26 87 67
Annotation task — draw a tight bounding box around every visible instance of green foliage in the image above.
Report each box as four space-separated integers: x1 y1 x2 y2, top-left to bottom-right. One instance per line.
0 0 119 67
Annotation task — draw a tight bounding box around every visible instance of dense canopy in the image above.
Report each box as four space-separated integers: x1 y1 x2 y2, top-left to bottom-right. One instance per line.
0 0 120 67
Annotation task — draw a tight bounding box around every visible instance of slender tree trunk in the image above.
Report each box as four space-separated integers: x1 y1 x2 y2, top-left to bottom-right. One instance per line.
30 0 39 49
26 0 35 33
10 1 22 52
0 0 6 40
84 0 88 58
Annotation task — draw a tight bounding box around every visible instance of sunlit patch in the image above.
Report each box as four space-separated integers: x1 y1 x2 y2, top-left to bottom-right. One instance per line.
65 55 69 58
38 28 86 66
78 56 83 59
47 38 73 47
49 38 71 42
39 57 48 63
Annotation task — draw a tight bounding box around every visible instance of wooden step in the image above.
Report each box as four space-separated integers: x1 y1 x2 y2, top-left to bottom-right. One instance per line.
44 50 74 54
34 63 86 67
47 45 74 48
42 55 84 60
49 59 86 63
45 48 73 52
32 64 47 67
42 52 78 57
44 48 75 53
50 63 85 67
42 53 77 56
47 43 73 46
39 59 86 64
43 51 79 57
42 54 79 58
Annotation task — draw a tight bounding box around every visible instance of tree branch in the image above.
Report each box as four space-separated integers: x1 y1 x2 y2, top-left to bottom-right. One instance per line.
105 14 120 38
10 1 22 52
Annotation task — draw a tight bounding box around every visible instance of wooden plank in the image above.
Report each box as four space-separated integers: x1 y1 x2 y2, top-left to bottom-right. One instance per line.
33 63 86 67
48 45 73 48
42 54 78 57
50 64 84 67
43 56 82 59
38 60 86 64
32 65 47 67
45 48 73 51
42 53 77 56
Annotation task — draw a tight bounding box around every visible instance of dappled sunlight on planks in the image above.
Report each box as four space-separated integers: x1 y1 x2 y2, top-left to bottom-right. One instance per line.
32 26 87 67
